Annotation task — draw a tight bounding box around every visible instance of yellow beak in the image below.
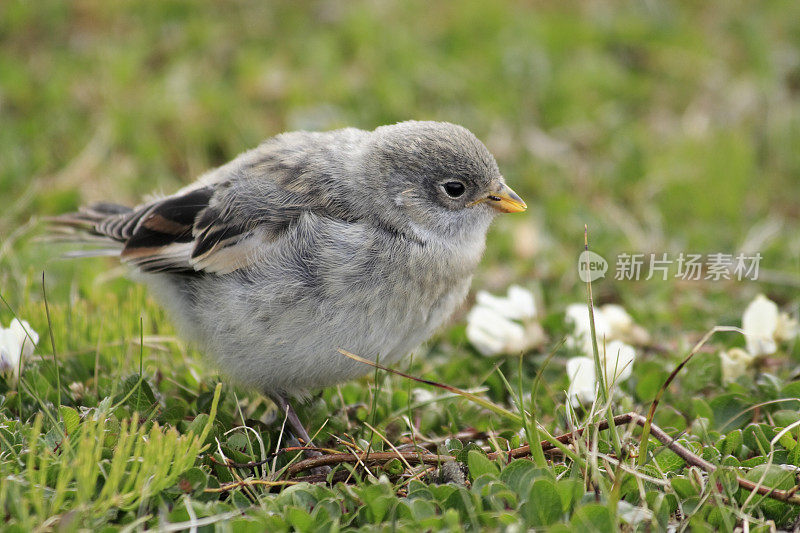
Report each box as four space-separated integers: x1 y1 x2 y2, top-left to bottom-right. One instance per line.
483 182 527 213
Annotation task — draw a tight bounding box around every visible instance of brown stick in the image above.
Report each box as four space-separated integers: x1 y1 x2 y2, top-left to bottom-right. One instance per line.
209 446 334 469
484 413 631 461
489 412 799 505
283 412 800 506
286 451 454 476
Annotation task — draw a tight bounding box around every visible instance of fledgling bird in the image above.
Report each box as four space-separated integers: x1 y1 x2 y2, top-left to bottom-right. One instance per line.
55 121 526 446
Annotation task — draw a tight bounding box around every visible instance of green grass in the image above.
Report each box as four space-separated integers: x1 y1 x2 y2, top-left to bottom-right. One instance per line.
1 0 800 530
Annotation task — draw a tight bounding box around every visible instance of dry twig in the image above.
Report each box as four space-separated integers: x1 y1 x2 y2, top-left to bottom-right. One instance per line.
274 412 800 506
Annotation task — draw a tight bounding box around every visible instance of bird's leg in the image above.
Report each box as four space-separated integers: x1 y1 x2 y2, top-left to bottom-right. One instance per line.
270 394 330 476
272 394 317 450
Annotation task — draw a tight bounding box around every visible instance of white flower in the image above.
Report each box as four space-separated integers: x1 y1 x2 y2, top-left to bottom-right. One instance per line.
601 340 636 384
600 304 633 336
775 313 799 342
564 303 610 354
68 381 87 399
565 303 650 354
466 286 545 356
0 318 39 378
566 340 636 406
562 303 640 406
720 294 799 382
740 293 798 355
601 304 651 345
474 285 536 321
719 348 755 383
566 357 596 406
742 294 779 356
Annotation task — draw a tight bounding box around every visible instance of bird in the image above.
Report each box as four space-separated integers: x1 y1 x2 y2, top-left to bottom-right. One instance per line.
54 120 526 449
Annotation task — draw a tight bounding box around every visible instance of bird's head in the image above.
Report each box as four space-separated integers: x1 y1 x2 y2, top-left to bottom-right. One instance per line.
363 121 526 242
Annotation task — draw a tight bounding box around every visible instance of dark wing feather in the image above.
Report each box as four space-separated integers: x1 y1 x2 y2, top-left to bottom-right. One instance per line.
67 184 283 275
116 187 215 273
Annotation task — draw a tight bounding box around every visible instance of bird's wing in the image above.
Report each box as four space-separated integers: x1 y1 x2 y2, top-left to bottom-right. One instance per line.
75 182 300 275
58 130 368 274
119 184 291 274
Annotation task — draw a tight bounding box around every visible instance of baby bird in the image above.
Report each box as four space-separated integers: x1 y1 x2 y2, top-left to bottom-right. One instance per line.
57 121 526 446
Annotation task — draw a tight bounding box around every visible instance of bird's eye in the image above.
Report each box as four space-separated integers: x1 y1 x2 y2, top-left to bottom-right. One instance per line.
442 181 466 198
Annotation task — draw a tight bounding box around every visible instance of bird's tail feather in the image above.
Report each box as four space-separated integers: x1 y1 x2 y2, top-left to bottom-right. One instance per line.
47 202 132 231
61 248 124 259
45 202 133 258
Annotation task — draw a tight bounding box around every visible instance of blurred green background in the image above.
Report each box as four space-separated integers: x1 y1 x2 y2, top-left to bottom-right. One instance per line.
1 3 800 528
1 0 799 323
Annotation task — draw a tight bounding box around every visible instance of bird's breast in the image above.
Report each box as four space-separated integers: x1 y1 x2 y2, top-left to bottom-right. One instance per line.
277 214 486 339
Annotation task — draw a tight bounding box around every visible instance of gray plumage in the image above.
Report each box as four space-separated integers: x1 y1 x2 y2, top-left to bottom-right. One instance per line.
56 121 526 400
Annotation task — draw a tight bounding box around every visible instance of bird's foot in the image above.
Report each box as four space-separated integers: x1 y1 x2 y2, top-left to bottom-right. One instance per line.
271 393 331 478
